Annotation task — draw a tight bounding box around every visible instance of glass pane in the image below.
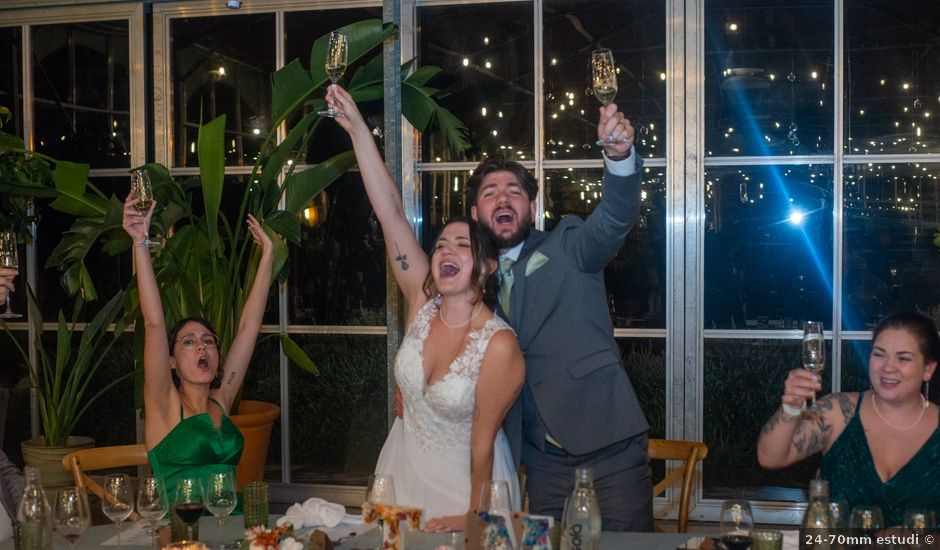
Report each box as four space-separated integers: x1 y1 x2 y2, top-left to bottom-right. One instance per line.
845 2 940 154
288 334 386 485
704 164 834 330
71 333 136 446
421 170 473 246
0 26 23 134
545 167 666 328
417 2 534 162
171 13 275 167
842 163 940 330
703 338 824 501
618 338 666 440
841 338 872 394
240 336 282 481
543 0 666 161
289 172 386 325
704 1 834 156
2 330 29 464
32 21 131 168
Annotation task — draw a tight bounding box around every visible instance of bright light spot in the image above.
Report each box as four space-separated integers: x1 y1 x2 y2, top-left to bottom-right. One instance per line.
498 111 504 118
926 112 931 118
559 104 566 111
811 71 818 79
727 127 734 133
483 37 489 45
859 109 865 115
659 72 666 81
769 73 776 81
481 107 487 116
731 147 740 153
252 128 261 135
640 190 648 201
727 22 738 31
190 142 196 153
462 58 469 67
903 82 911 90
789 211 805 225
217 66 226 76
880 79 886 86
774 121 780 128
287 159 294 165
492 130 498 136
484 60 492 69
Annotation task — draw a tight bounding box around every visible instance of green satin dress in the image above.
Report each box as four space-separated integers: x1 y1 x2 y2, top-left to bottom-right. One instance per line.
148 398 244 508
820 391 940 527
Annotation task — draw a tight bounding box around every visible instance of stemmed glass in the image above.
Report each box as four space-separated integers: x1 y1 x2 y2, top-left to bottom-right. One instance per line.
591 48 626 146
206 469 237 549
479 480 512 517
174 477 206 542
366 474 395 547
718 499 754 550
130 169 160 248
53 486 91 550
102 473 134 548
849 505 883 538
904 508 936 531
0 231 22 319
318 31 349 118
802 321 826 416
136 476 169 549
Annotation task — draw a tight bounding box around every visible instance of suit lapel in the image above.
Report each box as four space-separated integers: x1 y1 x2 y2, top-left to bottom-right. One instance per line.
507 231 546 331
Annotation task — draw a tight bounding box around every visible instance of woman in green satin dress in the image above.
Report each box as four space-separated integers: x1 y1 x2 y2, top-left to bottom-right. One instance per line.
122 192 274 495
757 312 940 526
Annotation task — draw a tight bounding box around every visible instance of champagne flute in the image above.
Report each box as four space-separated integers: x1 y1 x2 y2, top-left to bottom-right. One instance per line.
0 231 21 319
366 474 395 549
479 480 512 516
718 499 754 550
174 477 206 542
53 487 91 550
318 31 349 118
130 169 160 248
102 473 134 549
137 476 169 549
802 320 826 416
591 48 626 146
205 469 237 549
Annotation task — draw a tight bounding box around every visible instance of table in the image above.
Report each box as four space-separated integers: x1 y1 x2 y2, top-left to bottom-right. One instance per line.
334 529 695 550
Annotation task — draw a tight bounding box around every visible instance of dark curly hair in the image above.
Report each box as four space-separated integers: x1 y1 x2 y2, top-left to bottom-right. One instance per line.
466 156 539 206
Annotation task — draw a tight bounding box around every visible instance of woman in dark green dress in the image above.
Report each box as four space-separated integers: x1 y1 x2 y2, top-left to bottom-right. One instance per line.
122 192 274 495
757 312 940 526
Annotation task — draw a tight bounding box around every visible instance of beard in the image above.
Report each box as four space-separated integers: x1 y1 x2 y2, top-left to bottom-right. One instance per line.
480 210 533 250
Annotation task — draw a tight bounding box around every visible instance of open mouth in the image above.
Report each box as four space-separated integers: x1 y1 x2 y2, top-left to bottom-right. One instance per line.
440 262 460 278
198 356 209 369
879 377 900 389
495 210 515 225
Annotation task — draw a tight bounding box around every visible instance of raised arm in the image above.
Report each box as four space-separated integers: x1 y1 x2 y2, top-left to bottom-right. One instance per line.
424 328 525 533
215 215 274 409
327 85 429 306
756 369 852 468
122 196 174 419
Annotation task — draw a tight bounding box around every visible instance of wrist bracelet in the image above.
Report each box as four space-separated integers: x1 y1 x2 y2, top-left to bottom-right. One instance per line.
781 402 803 417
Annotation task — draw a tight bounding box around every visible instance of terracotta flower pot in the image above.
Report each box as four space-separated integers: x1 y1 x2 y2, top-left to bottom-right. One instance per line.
230 400 280 491
21 436 95 489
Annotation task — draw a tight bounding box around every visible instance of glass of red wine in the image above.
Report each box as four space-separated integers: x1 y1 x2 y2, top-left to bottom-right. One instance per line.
53 487 91 550
174 477 206 542
719 499 754 550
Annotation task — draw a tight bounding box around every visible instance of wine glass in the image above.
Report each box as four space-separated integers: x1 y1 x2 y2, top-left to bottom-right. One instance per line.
53 487 91 550
174 477 206 542
591 48 626 146
479 480 512 516
367 473 396 505
102 473 134 548
318 31 349 118
849 505 883 538
0 231 22 319
136 476 169 549
718 499 754 550
802 320 826 416
130 169 160 248
205 469 237 549
904 508 936 530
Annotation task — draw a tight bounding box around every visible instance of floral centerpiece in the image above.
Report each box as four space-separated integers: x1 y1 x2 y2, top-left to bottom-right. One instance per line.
243 523 303 550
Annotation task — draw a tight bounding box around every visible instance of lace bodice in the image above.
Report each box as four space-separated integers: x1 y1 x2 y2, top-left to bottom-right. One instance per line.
396 297 513 451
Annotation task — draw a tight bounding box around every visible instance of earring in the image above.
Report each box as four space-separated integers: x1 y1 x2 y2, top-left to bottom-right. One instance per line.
924 381 930 409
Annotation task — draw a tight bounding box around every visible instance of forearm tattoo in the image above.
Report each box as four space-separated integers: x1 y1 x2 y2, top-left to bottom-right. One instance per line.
792 396 835 456
394 243 409 270
226 370 237 385
761 407 798 434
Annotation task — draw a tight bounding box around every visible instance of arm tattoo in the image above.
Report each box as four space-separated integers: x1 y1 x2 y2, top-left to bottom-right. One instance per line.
835 393 856 424
761 408 798 434
394 243 409 271
226 370 237 385
792 397 836 456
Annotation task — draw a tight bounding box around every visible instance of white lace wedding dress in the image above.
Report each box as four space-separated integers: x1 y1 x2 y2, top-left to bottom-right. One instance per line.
374 296 521 520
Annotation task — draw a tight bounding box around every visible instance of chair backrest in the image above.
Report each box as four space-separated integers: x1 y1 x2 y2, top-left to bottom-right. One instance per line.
61 444 150 521
648 438 709 533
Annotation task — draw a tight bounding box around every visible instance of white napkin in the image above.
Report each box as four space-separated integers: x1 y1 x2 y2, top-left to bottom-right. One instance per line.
275 498 348 529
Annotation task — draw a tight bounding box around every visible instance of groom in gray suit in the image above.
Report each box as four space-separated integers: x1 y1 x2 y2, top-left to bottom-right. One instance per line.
470 102 652 531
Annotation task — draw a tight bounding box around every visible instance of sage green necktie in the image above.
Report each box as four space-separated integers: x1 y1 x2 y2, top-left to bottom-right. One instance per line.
499 256 515 318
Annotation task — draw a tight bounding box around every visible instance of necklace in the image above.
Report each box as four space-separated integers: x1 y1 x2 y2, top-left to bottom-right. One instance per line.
871 393 928 431
439 301 483 329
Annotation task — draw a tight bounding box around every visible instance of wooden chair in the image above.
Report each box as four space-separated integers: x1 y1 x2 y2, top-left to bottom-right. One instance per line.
61 444 150 521
648 438 709 533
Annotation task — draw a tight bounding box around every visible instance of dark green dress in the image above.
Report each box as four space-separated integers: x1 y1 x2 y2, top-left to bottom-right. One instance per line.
820 391 940 527
148 398 244 507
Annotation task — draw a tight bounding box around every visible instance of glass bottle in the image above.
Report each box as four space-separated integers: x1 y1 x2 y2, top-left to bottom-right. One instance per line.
560 467 602 550
801 479 833 550
15 466 53 550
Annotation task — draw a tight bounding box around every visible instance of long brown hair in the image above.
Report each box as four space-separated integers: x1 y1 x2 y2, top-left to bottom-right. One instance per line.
422 217 497 304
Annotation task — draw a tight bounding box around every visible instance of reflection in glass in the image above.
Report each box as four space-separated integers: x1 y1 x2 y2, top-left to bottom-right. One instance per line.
704 1 833 156
32 22 130 167
0 27 23 133
845 4 940 154
616 338 666 440
543 0 666 161
704 165 833 330
842 163 940 330
703 339 822 501
171 13 275 167
418 3 534 161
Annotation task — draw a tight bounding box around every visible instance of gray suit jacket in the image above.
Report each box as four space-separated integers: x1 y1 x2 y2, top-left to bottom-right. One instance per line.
0 450 23 524
502 163 649 463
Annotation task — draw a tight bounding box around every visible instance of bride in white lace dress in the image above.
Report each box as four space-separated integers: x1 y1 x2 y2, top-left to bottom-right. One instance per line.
328 85 525 532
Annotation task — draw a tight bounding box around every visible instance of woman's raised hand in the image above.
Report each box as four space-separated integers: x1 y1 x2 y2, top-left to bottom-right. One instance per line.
325 85 369 137
122 194 156 245
781 368 822 409
246 214 273 257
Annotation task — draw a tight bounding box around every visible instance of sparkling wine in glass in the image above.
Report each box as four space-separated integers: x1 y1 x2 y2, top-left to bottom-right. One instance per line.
802 320 826 416
206 469 237 549
0 231 21 319
718 499 754 550
130 169 160 248
591 48 626 146
53 487 91 550
318 31 349 118
137 476 169 549
174 477 206 542
102 474 134 549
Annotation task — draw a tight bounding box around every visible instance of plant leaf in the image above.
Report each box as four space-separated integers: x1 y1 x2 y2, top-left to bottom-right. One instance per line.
284 151 356 216
272 59 316 126
198 115 227 252
260 110 319 211
309 20 396 86
265 210 301 246
279 333 319 375
49 161 109 217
